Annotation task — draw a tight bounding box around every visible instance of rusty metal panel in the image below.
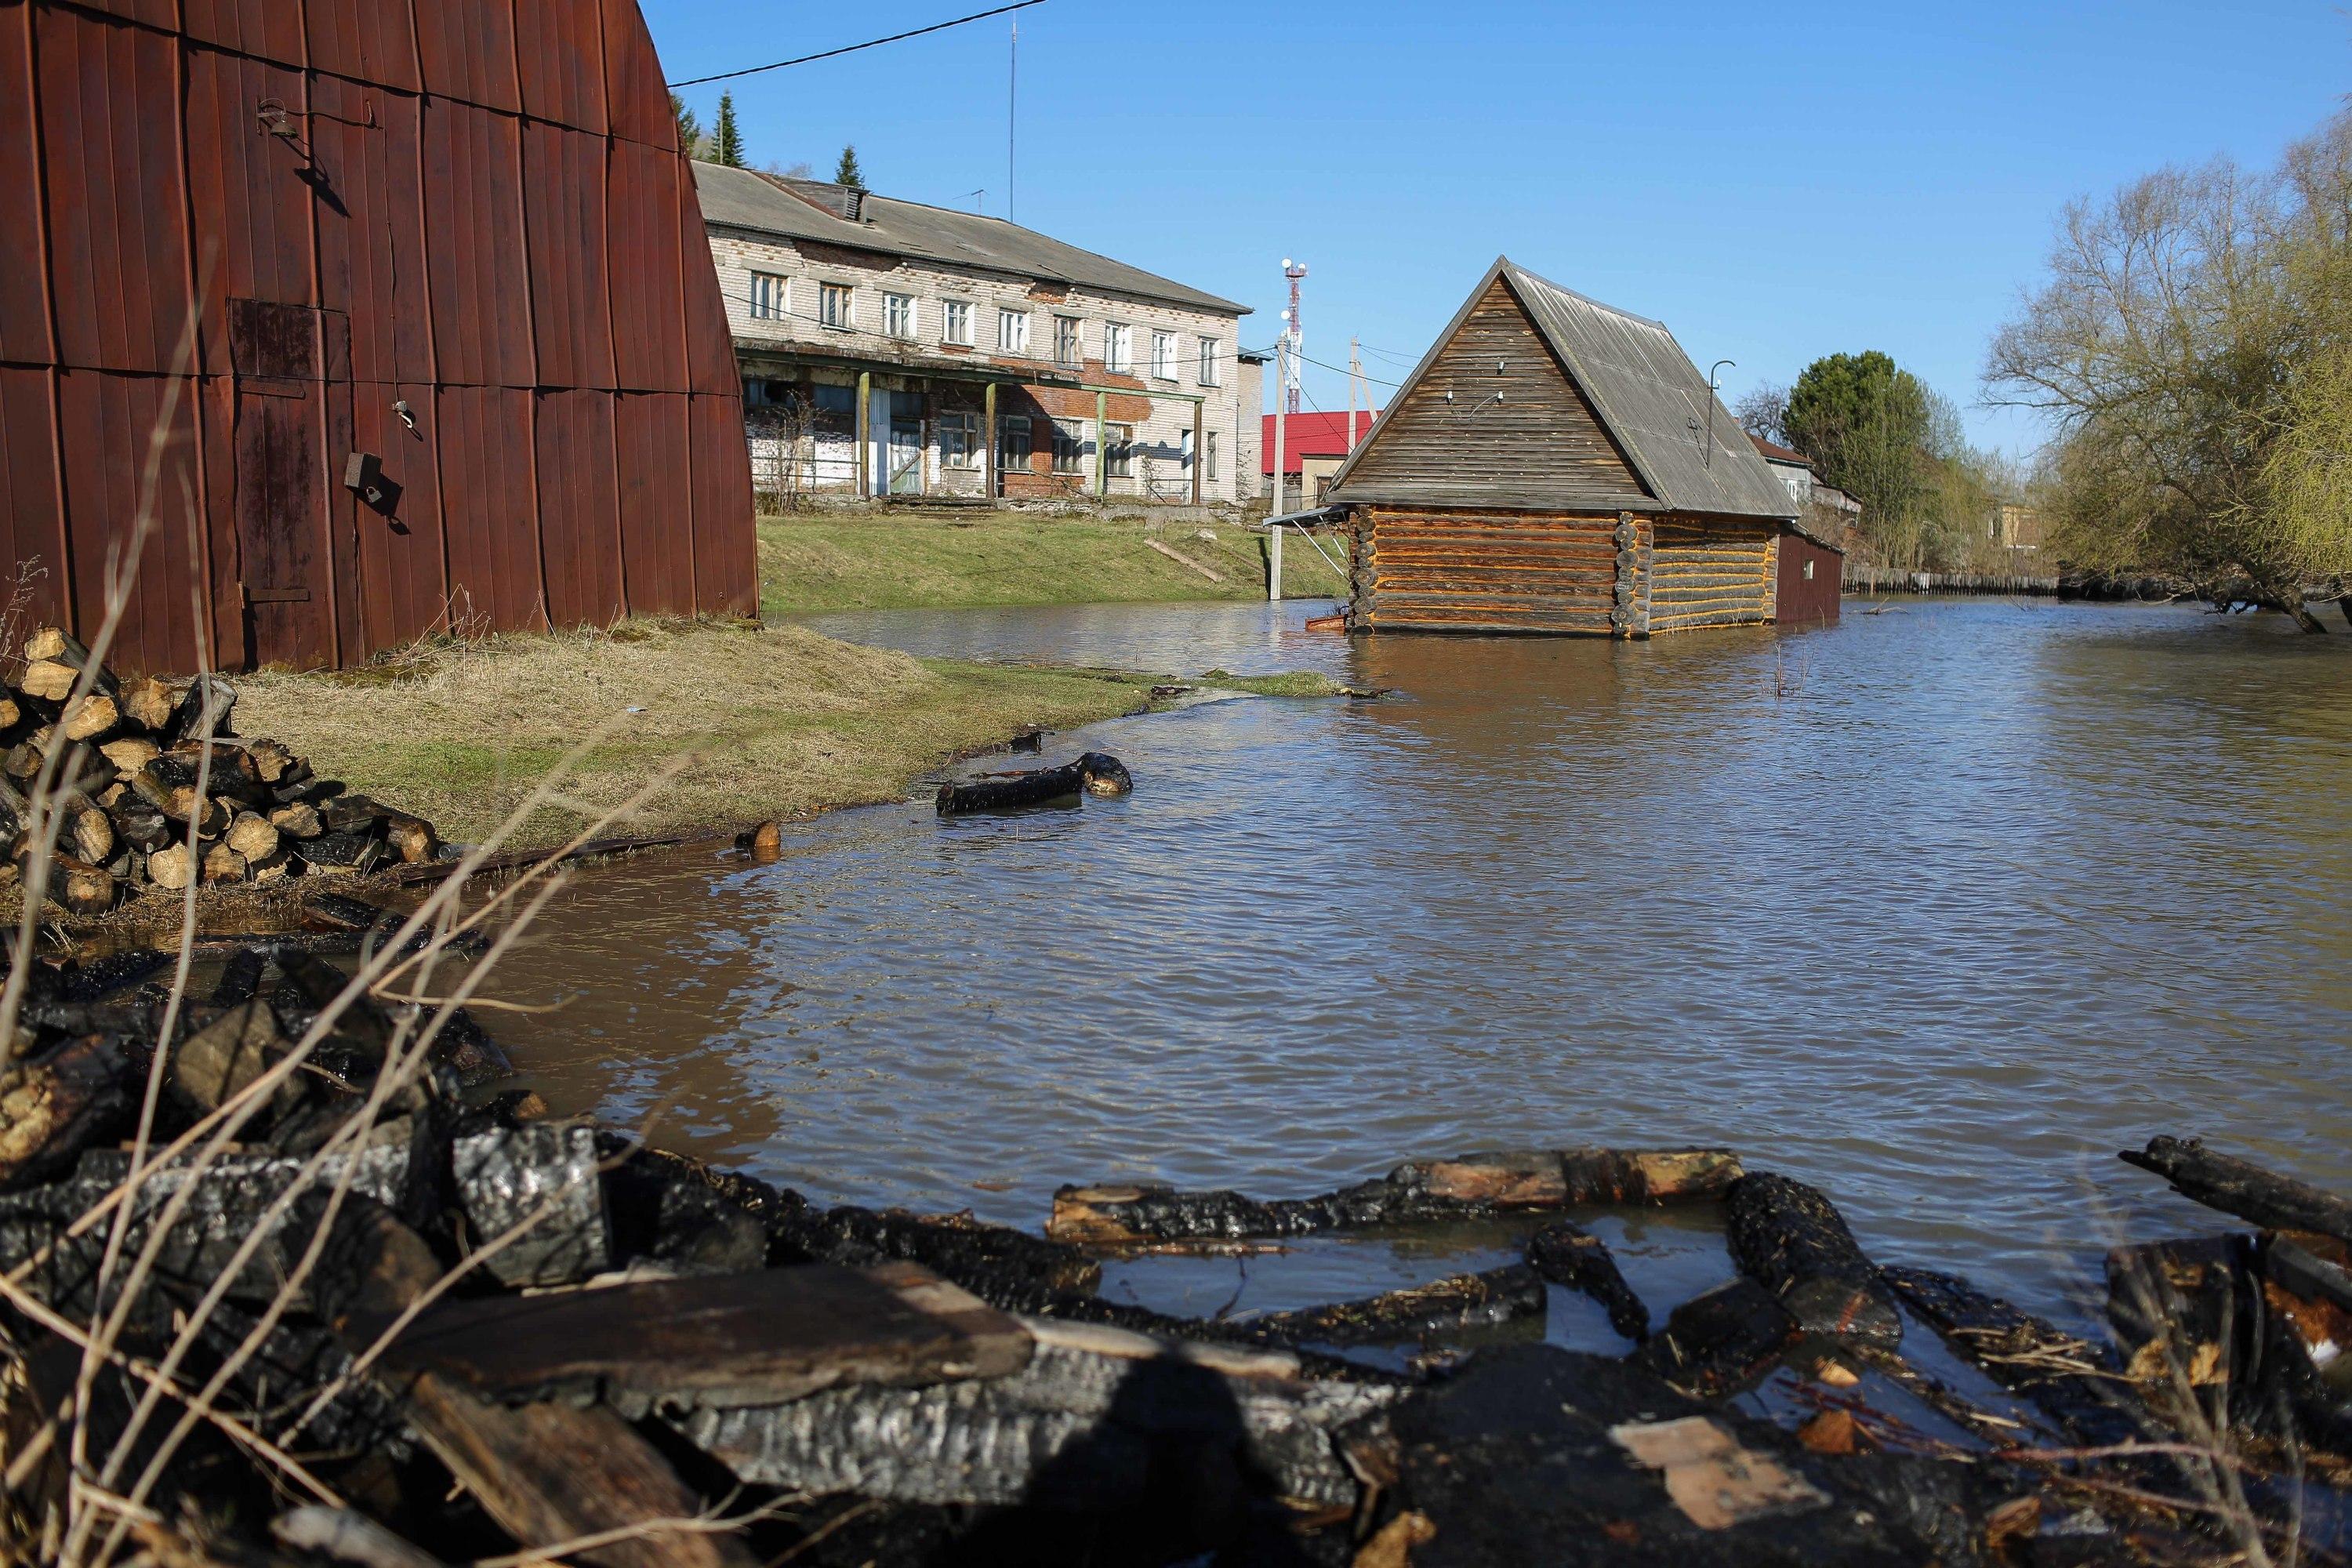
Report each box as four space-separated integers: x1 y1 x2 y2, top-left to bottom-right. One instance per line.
36 6 193 373
309 74 431 387
515 0 608 135
0 368 71 629
303 0 419 93
180 0 306 71
350 377 448 651
185 43 317 374
55 0 174 26
612 392 690 614
608 137 685 392
688 392 756 616
523 121 615 390
412 0 519 114
533 389 623 626
438 385 543 632
1773 528 1842 628
0 3 54 366
681 155 739 397
54 368 206 674
421 96 534 389
599 0 670 148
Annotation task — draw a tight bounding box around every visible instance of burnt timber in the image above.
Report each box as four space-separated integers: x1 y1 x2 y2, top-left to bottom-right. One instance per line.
1320 256 1844 637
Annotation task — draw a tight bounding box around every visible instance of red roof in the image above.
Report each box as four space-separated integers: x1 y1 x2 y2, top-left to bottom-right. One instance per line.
1261 410 1379 474
1748 433 1813 467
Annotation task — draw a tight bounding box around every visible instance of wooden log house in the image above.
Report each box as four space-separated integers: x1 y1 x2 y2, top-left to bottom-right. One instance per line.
1322 259 1842 636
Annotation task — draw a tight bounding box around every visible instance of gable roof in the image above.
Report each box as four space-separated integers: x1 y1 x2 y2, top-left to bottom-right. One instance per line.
693 165 1249 318
1327 257 1794 521
1749 433 1813 467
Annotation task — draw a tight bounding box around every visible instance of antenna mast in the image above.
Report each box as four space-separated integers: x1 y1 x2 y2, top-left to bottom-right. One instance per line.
1280 259 1307 416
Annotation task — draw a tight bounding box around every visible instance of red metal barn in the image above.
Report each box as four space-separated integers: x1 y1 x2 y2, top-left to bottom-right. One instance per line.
0 0 756 673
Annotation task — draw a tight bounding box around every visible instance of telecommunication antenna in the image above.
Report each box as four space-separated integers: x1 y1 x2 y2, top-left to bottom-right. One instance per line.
1280 258 1307 416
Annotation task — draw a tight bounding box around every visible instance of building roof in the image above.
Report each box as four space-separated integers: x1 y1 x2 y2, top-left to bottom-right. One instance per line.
1749 433 1813 468
1261 410 1380 473
693 165 1250 318
1327 257 1795 521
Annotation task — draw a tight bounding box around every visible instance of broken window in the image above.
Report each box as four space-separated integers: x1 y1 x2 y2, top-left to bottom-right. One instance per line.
1105 423 1133 477
1150 331 1176 381
811 381 855 431
942 299 973 346
998 308 1029 355
1054 315 1082 367
819 284 854 330
884 292 916 339
1198 336 1221 386
939 411 979 468
999 414 1033 467
749 273 789 321
1104 323 1132 374
1051 418 1086 474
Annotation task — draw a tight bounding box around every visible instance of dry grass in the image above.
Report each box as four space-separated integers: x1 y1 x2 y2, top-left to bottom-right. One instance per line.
234 619 1160 844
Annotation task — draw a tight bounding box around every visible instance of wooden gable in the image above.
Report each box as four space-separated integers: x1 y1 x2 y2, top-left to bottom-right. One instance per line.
1332 275 1646 504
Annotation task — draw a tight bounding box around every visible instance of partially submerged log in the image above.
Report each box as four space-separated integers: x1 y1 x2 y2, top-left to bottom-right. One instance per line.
1525 1218 1649 1341
1725 1172 1901 1345
1881 1265 2147 1446
1047 1147 1743 1246
1240 1264 1545 1345
1631 1278 1802 1398
936 753 1134 814
672 1315 1396 1509
2122 1135 2352 1247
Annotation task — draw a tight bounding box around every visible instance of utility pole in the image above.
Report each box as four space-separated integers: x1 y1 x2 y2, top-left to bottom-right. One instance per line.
1270 337 1287 602
1346 336 1360 451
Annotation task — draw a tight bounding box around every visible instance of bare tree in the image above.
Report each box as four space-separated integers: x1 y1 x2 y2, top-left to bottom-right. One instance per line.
1733 383 1790 448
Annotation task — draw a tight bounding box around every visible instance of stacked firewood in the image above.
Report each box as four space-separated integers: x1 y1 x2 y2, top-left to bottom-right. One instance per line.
0 628 441 916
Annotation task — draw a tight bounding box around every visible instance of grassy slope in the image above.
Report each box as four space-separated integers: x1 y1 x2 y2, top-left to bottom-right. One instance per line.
757 511 1350 617
234 620 1163 843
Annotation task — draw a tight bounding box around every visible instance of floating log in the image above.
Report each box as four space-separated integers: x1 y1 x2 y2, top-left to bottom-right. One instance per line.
1241 1264 1546 1345
671 1315 1396 1510
1047 1147 1743 1246
936 761 1084 814
2121 1135 2352 1247
1725 1172 1901 1345
1525 1218 1649 1341
368 1262 1032 1417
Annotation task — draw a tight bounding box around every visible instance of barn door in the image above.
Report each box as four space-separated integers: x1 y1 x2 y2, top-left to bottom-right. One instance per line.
228 299 347 669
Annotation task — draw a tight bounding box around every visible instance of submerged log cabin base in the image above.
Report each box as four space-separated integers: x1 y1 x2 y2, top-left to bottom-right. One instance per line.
1 956 2350 1568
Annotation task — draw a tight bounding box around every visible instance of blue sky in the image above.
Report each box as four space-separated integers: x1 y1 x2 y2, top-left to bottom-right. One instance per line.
648 2 2347 458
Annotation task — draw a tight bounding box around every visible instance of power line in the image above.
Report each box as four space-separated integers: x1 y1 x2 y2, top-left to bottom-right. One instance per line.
668 0 1048 88
1293 349 1403 389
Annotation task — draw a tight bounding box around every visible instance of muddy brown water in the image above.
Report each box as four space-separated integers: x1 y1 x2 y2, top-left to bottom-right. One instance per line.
471 595 2352 1329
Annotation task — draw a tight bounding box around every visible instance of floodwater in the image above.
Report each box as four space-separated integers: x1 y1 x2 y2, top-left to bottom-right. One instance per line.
476 595 2352 1323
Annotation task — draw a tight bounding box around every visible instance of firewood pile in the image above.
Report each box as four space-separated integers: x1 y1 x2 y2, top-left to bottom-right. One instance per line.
0 628 444 917
0 936 2347 1568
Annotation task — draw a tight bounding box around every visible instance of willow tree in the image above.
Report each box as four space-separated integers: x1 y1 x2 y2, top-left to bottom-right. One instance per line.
1987 110 2352 629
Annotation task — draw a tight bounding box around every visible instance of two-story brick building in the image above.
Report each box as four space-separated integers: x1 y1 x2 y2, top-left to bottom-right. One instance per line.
693 165 1253 506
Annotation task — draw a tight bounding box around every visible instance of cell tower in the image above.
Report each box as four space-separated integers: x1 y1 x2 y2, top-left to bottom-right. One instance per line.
1279 258 1307 415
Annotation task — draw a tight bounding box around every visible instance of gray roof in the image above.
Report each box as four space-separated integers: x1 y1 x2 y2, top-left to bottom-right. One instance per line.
1327 257 1794 521
693 165 1250 318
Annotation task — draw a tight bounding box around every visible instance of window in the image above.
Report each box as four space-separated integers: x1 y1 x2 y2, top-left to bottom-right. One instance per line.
819 283 854 329
939 411 979 469
1103 322 1132 374
812 383 855 419
942 299 973 346
1051 418 1086 474
997 308 1029 355
884 292 916 339
1105 423 1133 477
999 415 1033 468
1054 315 1082 367
1205 430 1218 481
1150 331 1176 381
749 273 789 321
1197 336 1221 386
1802 559 1816 581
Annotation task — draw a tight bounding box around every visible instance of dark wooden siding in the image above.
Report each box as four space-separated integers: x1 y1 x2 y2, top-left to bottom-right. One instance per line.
0 0 754 671
1358 507 1621 635
1646 516 1775 634
1334 277 1643 503
1775 528 1842 626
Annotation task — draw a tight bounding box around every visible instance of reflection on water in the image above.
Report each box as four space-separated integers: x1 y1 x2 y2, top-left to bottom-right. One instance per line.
480 597 2352 1319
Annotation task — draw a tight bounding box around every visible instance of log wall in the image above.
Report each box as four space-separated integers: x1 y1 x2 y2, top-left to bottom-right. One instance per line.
1355 507 1624 635
1645 517 1777 634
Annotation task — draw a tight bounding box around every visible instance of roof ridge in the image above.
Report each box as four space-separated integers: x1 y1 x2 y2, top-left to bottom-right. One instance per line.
1501 257 1671 332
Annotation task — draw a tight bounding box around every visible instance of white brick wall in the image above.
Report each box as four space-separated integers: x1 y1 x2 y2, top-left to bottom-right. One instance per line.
710 229 1252 503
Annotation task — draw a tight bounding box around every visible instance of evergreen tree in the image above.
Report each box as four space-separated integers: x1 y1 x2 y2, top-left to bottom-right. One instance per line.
713 93 746 168
670 93 703 158
833 143 866 190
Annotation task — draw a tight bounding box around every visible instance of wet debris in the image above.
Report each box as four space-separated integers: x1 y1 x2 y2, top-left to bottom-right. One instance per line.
1726 1171 1904 1345
1240 1265 1548 1346
1527 1217 1651 1341
0 627 448 914
935 751 1134 814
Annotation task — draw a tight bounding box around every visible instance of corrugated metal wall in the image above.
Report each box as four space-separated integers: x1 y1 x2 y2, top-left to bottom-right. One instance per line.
0 0 754 673
1774 530 1842 628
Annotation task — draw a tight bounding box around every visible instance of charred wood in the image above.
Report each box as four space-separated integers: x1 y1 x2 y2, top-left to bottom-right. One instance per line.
2122 1135 2352 1247
1240 1265 1546 1345
1525 1218 1649 1341
1726 1172 1902 1345
1631 1278 1804 1398
1880 1265 2147 1446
